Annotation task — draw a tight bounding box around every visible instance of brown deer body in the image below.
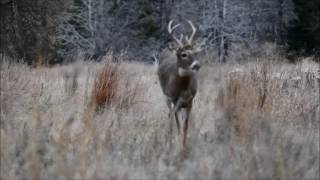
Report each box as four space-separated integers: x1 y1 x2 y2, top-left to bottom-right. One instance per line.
158 20 203 149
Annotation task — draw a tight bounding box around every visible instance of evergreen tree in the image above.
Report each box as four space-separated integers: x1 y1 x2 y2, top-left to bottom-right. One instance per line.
287 0 320 59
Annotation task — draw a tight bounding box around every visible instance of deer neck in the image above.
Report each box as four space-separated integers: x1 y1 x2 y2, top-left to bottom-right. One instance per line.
176 66 192 90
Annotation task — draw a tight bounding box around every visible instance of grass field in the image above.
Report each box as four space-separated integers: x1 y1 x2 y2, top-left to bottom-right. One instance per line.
1 55 319 179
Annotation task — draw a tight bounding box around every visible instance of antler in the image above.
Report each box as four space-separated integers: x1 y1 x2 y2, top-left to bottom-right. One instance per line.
186 20 197 45
168 20 184 47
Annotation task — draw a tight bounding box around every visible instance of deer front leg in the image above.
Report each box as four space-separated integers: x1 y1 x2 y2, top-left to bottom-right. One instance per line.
173 98 185 136
176 107 189 149
174 92 193 137
168 97 182 135
174 112 181 135
182 105 191 148
173 97 191 150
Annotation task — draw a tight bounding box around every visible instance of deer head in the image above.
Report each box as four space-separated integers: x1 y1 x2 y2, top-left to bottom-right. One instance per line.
167 20 203 76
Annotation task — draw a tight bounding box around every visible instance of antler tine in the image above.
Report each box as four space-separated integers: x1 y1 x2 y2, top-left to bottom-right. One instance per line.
168 20 183 47
179 34 184 41
186 20 197 45
168 20 180 34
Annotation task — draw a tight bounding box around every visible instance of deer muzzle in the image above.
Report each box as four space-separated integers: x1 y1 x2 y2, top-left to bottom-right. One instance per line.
190 60 200 72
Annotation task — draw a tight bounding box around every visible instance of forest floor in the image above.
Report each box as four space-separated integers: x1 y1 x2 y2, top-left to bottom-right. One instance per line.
1 55 319 179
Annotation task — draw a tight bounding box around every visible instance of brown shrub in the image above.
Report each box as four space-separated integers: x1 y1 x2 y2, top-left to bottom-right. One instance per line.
88 61 142 113
90 62 119 110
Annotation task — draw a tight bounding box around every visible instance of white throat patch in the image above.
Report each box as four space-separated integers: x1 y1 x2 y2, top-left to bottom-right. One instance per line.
178 67 194 77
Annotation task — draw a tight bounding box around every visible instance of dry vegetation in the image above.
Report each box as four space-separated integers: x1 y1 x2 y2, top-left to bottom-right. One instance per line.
1 54 319 179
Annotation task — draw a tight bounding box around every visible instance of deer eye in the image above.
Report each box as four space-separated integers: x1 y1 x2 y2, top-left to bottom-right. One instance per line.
181 53 187 57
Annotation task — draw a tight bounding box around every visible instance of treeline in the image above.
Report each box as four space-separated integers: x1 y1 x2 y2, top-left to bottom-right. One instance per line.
0 0 319 65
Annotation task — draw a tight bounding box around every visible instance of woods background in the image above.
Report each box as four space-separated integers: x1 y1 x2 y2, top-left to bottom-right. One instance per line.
0 0 319 65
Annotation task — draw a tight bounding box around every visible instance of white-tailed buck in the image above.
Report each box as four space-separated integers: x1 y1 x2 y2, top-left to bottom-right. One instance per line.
158 20 204 149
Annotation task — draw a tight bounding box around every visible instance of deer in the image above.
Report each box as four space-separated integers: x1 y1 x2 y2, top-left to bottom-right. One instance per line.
157 20 204 150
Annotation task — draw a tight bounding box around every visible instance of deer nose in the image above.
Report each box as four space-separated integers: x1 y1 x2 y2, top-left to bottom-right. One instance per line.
190 61 200 72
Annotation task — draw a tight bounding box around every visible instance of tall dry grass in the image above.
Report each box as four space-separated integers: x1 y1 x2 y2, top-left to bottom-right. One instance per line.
1 55 319 179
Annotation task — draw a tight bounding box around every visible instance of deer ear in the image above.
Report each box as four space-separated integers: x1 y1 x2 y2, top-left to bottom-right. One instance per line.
193 45 204 53
193 38 207 53
168 42 177 51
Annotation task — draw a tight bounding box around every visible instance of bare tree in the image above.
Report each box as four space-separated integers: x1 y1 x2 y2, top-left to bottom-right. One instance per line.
171 0 295 62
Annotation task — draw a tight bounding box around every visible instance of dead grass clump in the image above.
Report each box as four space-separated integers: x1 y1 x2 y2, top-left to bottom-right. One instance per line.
217 65 272 140
116 77 142 111
90 62 119 110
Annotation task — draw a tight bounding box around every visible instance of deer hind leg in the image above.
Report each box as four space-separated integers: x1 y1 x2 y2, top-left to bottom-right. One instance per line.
166 98 175 150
